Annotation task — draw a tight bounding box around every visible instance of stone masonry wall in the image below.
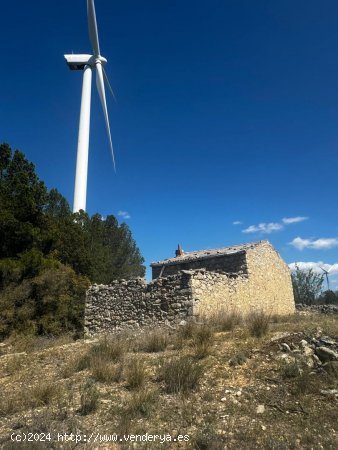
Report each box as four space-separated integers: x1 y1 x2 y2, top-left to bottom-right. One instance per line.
245 242 295 315
191 242 295 317
84 273 194 336
85 242 295 336
191 270 250 316
152 251 248 279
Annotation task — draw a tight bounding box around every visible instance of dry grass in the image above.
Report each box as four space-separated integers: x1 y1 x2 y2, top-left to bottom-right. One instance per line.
247 310 270 337
191 324 214 359
79 380 99 415
127 388 158 417
1 312 338 449
29 382 61 407
89 335 127 362
136 328 168 353
0 396 19 418
9 334 74 354
91 361 123 383
178 320 200 340
74 335 127 382
209 308 242 332
158 356 204 394
125 357 146 390
5 354 25 376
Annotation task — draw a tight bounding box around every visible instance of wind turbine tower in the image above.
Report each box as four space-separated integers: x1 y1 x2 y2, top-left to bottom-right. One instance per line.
64 0 115 213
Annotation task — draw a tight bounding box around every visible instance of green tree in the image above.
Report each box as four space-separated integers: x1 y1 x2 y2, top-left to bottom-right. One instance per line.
0 143 145 337
0 262 89 338
291 265 324 305
0 144 48 258
317 290 338 305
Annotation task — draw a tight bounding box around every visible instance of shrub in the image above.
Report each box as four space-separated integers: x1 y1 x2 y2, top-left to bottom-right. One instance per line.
137 329 168 353
229 352 247 367
159 356 203 394
323 361 338 379
210 309 242 332
79 380 99 415
0 264 89 339
125 358 146 390
193 423 224 450
191 324 214 359
281 362 302 379
0 396 19 417
291 265 324 305
127 389 158 417
76 353 92 372
91 361 123 383
5 354 25 376
247 311 269 337
29 382 59 407
76 336 126 374
178 321 199 340
90 335 126 362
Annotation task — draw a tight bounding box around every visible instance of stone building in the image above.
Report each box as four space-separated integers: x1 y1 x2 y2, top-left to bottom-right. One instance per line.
151 240 295 316
84 240 295 336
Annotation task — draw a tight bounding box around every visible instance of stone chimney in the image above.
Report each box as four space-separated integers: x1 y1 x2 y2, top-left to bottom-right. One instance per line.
175 244 184 257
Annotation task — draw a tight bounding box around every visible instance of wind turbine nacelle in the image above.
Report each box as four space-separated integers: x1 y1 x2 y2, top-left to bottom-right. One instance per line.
64 54 107 70
64 54 93 70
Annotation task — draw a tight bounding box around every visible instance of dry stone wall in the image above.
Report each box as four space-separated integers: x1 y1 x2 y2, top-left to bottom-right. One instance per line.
152 251 248 279
85 241 295 336
84 273 194 336
191 270 250 316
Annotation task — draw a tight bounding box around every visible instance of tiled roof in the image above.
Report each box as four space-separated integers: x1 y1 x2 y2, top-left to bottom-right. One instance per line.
151 240 267 267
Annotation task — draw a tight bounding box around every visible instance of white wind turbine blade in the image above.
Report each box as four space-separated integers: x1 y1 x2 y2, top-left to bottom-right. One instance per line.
96 62 116 171
102 66 117 102
87 0 100 56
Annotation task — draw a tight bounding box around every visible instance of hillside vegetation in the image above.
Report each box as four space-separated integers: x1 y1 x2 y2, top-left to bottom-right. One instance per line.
0 311 337 449
0 143 145 339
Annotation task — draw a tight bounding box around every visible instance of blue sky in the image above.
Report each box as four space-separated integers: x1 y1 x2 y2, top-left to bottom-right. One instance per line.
1 0 338 284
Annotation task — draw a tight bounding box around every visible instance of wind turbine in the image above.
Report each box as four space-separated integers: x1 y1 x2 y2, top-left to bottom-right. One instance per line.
319 265 332 291
64 0 115 213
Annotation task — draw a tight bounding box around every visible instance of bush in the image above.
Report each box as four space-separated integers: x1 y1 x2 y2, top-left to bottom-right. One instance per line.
125 358 146 390
0 264 89 339
79 380 99 415
291 265 324 305
247 311 270 337
159 356 203 394
127 389 158 417
210 309 242 332
193 423 224 450
317 290 338 305
178 321 199 340
191 324 214 359
281 362 302 379
91 362 123 383
89 336 127 362
29 383 60 407
137 329 168 353
75 337 126 382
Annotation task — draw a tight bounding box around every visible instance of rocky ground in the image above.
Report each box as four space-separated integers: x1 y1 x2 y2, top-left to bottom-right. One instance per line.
0 312 337 450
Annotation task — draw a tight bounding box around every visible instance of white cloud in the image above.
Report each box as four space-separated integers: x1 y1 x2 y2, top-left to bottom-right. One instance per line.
242 222 283 234
288 261 338 274
242 215 308 235
118 210 131 220
233 221 242 225
290 237 338 250
282 216 308 224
